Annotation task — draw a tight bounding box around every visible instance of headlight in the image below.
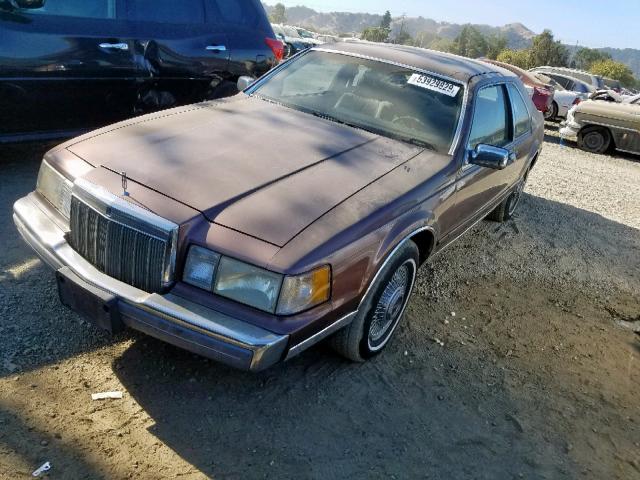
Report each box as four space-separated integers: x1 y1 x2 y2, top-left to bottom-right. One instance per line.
183 246 331 315
36 160 73 218
183 246 220 291
214 257 283 313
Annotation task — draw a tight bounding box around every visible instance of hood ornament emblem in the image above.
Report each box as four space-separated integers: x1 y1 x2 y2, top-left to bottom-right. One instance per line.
121 171 129 197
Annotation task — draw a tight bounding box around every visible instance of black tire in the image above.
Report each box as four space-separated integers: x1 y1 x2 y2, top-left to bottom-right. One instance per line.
578 126 611 154
544 101 558 121
488 170 529 222
329 241 419 362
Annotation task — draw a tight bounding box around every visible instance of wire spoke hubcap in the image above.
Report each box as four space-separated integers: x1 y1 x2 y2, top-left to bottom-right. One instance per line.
368 264 411 346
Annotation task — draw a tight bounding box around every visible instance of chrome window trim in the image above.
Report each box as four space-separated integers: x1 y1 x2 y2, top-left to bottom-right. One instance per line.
247 47 468 156
72 178 179 287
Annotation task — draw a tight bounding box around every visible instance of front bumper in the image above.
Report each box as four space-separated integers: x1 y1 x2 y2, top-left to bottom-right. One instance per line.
559 122 580 142
13 193 289 371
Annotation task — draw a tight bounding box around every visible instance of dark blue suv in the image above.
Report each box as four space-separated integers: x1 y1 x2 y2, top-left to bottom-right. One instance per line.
0 0 283 142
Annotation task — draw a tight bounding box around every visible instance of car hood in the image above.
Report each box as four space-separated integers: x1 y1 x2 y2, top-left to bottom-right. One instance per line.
575 99 640 123
67 96 421 247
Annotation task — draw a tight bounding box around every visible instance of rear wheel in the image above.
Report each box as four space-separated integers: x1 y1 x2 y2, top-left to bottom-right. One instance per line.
330 241 419 362
488 170 528 222
578 126 611 154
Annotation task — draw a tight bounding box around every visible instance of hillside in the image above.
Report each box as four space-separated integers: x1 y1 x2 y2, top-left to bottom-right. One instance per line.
264 4 640 76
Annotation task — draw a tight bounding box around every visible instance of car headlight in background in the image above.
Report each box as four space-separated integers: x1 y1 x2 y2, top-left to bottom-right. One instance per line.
36 160 73 218
183 246 331 315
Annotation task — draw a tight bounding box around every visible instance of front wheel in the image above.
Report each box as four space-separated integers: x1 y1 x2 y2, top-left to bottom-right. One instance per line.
578 126 611 154
330 241 419 362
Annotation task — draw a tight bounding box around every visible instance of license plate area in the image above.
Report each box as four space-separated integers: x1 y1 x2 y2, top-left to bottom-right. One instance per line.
56 266 124 334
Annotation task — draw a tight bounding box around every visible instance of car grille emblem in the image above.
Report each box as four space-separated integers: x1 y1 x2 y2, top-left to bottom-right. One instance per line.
121 171 129 197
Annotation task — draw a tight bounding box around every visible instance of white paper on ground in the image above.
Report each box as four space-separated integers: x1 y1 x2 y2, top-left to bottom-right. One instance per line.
91 391 124 401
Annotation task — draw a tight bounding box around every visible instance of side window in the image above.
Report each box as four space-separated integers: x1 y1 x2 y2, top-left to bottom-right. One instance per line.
210 0 260 27
25 0 116 19
507 84 531 138
126 0 205 24
468 85 510 149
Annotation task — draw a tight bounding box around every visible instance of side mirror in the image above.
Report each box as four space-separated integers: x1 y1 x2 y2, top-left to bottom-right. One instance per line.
468 144 513 170
237 76 256 92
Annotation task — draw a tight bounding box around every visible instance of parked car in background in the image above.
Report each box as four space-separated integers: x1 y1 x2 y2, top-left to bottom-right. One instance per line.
533 73 584 120
316 34 340 44
481 59 554 114
295 27 322 45
0 0 282 143
603 77 622 92
561 93 640 154
271 24 317 57
14 43 543 370
530 66 605 91
534 71 595 95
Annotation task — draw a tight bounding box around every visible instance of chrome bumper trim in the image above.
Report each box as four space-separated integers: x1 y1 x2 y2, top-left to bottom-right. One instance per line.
285 311 356 361
13 193 288 371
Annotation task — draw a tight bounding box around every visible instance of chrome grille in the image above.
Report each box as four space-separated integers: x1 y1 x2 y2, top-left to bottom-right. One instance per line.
69 179 178 293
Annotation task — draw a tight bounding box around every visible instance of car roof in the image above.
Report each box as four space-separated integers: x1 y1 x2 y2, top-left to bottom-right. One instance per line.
480 59 546 87
317 42 511 83
532 66 599 79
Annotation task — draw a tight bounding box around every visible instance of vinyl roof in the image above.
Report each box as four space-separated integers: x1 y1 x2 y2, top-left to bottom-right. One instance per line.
319 42 513 82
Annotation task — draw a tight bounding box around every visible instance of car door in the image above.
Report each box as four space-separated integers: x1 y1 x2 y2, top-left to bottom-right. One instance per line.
123 0 229 106
0 0 139 140
449 83 514 234
447 82 529 239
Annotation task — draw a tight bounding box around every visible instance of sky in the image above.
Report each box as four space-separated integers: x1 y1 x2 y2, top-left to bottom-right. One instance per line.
273 0 638 50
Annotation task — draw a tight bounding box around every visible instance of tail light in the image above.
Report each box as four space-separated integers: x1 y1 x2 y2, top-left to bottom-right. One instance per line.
265 37 285 62
534 86 551 96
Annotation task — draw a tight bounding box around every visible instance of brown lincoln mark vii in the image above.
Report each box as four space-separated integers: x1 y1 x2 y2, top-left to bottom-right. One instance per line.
14 43 544 371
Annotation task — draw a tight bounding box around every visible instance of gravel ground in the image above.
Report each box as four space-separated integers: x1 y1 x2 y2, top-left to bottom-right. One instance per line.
0 128 639 479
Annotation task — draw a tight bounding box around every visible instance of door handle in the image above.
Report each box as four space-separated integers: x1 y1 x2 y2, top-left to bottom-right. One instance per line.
99 43 129 51
206 45 227 52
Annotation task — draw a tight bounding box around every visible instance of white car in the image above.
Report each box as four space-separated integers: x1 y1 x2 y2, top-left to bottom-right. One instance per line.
533 73 585 120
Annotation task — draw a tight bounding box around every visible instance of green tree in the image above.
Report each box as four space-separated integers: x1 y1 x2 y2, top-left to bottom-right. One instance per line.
450 26 488 58
497 49 533 69
589 59 636 87
486 34 508 60
362 27 390 43
572 47 611 70
529 30 568 67
428 37 454 53
270 3 286 24
395 30 413 46
380 10 392 30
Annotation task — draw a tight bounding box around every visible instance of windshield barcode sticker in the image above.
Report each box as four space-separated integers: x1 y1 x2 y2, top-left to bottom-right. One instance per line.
408 74 461 97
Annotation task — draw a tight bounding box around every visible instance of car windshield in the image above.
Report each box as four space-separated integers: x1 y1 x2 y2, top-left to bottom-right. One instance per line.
252 51 465 153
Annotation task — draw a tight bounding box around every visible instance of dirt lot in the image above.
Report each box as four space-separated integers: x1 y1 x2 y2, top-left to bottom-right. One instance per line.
1 128 639 479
